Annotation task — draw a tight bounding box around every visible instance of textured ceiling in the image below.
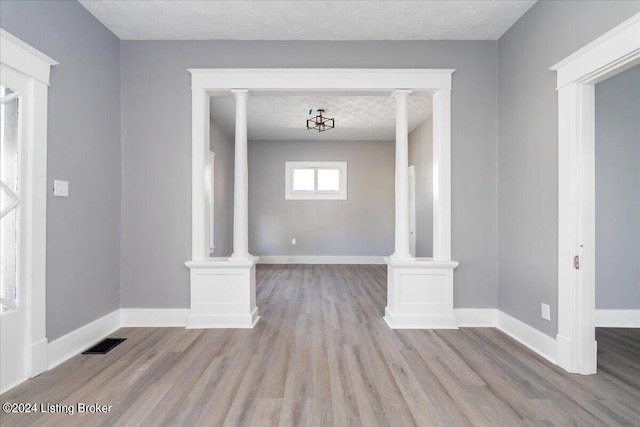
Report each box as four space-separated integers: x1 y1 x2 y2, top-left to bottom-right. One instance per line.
78 1 536 41
211 95 432 142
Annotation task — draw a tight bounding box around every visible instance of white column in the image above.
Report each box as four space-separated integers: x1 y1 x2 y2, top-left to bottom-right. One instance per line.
191 88 209 260
432 88 452 260
230 90 251 260
390 90 413 260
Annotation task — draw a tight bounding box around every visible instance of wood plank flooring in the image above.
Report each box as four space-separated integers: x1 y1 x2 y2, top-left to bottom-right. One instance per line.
1 264 639 426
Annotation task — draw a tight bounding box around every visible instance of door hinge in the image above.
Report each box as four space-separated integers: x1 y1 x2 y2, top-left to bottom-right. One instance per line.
574 255 580 270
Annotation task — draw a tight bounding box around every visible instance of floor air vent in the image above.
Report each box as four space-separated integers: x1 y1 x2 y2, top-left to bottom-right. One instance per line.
82 338 126 355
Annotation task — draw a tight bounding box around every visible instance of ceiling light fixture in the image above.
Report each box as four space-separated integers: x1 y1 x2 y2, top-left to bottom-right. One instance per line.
307 109 334 132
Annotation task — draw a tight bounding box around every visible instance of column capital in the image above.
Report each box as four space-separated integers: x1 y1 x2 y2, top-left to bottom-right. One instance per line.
231 89 251 99
391 89 413 100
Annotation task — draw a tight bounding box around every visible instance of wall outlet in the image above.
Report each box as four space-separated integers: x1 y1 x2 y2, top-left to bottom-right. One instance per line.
541 303 551 321
53 180 69 197
291 238 296 245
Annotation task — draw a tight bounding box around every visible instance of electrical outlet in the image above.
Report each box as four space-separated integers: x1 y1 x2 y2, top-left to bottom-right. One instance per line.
541 303 551 321
291 238 296 245
53 180 69 197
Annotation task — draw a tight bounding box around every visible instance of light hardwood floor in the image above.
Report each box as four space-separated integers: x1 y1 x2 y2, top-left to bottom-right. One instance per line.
1 264 639 426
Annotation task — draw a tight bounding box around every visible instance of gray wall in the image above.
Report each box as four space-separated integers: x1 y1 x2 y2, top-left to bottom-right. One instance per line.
209 117 234 257
0 1 121 340
497 1 640 337
120 40 498 309
595 65 640 309
409 117 434 257
248 140 394 256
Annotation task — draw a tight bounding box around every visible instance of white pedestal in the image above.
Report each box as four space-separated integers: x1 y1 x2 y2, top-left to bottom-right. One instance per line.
185 257 260 328
384 257 459 329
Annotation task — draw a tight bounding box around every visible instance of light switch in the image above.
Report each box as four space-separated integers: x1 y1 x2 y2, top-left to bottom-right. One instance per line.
53 180 69 197
541 303 551 321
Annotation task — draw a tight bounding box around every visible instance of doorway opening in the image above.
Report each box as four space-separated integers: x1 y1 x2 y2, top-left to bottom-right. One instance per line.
186 69 456 329
551 14 640 374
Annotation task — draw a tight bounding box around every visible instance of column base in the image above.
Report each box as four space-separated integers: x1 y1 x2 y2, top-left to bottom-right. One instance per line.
384 257 459 330
185 257 260 329
389 253 415 262
229 253 253 262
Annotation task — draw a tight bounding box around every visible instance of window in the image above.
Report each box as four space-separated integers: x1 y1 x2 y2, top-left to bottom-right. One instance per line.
285 161 347 200
1 85 20 314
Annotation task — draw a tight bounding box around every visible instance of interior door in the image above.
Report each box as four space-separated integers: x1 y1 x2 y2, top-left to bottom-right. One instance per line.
408 165 416 257
1 68 29 392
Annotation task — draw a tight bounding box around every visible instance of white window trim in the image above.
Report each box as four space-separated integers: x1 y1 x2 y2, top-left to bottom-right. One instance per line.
0 29 57 389
285 161 347 200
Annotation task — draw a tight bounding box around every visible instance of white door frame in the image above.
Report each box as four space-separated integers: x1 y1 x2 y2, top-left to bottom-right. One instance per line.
0 29 57 392
550 14 640 375
188 68 455 262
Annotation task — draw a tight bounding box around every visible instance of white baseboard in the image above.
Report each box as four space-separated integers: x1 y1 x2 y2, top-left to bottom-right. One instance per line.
257 255 385 265
595 309 640 327
384 307 457 329
496 311 557 364
187 307 260 329
121 308 189 327
452 308 556 364
454 308 498 327
48 310 120 369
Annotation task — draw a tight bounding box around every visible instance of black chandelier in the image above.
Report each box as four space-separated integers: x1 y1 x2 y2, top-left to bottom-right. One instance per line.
306 109 334 132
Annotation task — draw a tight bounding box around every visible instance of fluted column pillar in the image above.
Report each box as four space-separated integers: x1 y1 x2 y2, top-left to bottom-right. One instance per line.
230 89 251 260
390 90 413 260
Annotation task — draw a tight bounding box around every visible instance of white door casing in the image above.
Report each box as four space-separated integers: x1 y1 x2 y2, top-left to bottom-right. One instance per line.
0 29 57 393
550 13 640 375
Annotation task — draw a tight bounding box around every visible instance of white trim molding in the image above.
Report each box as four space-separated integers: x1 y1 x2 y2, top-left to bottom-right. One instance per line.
0 29 58 85
496 311 557 365
47 310 120 370
0 29 56 391
454 308 498 327
454 308 557 364
189 68 454 93
121 309 190 327
258 255 385 265
551 13 640 375
595 309 640 328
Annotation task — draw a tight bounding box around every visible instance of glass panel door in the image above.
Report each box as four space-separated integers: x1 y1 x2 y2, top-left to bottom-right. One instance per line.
1 84 21 314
